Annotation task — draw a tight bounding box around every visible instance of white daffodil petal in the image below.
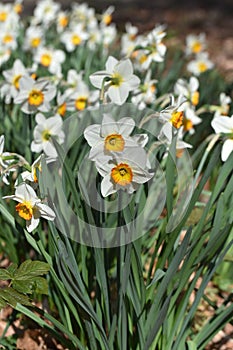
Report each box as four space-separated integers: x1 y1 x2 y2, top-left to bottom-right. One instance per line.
211 115 233 134
27 217 40 232
101 174 116 197
89 72 109 89
116 59 133 78
221 139 233 162
117 117 135 136
101 114 118 136
84 124 101 146
108 84 129 105
36 203 56 220
106 56 119 73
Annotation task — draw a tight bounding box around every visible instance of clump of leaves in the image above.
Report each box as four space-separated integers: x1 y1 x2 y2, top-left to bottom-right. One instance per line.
0 260 49 310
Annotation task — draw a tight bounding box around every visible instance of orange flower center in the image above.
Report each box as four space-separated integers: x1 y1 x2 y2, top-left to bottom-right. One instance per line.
139 54 148 64
40 53 52 67
59 15 68 28
111 163 133 186
16 201 33 220
75 97 87 110
191 41 202 54
3 34 13 44
14 3 23 14
33 164 42 182
170 111 184 129
57 102 67 117
0 12 7 22
72 34 82 46
191 91 199 106
103 14 112 25
31 37 41 48
12 74 22 89
104 134 125 152
198 62 207 73
28 89 44 106
183 118 193 132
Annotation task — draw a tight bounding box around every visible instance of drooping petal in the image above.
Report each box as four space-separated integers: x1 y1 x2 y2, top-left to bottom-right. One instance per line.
89 71 109 89
27 216 40 232
36 202 56 220
101 174 116 197
211 115 233 134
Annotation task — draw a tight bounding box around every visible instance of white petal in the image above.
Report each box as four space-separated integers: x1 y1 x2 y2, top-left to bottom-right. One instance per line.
101 114 118 136
36 203 56 220
16 183 38 203
0 135 4 154
108 84 129 105
43 142 57 157
132 133 149 147
221 139 233 161
27 217 40 232
211 115 233 134
106 56 118 73
117 117 135 136
101 174 116 197
31 141 43 153
126 75 140 90
35 113 46 125
116 59 133 78
84 124 101 146
89 71 109 89
132 168 154 184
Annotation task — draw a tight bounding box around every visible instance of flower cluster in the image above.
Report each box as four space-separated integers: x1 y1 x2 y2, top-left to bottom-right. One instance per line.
0 0 232 233
84 114 154 197
185 33 214 76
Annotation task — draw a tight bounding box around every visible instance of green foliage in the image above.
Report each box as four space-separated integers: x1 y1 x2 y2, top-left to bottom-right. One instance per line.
0 260 49 310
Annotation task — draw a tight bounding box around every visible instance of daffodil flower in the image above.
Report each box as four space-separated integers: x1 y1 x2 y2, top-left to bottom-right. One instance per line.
186 52 214 76
0 59 30 104
31 113 65 158
60 24 89 52
0 135 16 185
160 95 186 129
3 183 55 232
211 115 233 161
185 33 206 55
14 76 56 114
89 56 140 105
34 46 65 77
95 147 154 197
84 113 147 160
33 0 60 26
20 155 42 187
158 123 192 151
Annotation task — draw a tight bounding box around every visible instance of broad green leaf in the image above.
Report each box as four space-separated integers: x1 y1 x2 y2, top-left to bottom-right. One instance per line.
0 269 11 280
13 260 50 280
0 287 31 307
